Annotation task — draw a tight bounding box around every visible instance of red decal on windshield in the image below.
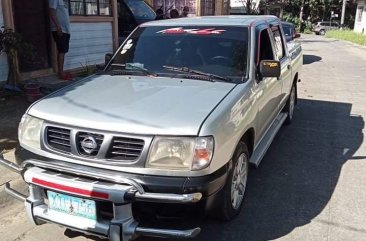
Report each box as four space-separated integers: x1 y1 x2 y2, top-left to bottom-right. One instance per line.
191 29 226 35
158 28 226 35
158 28 186 34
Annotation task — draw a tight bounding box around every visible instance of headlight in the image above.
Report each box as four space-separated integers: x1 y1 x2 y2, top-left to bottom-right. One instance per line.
146 136 214 171
18 114 43 149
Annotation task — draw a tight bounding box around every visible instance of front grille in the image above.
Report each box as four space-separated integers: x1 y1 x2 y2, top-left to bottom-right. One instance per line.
108 137 145 161
46 127 71 153
77 132 104 157
44 125 148 163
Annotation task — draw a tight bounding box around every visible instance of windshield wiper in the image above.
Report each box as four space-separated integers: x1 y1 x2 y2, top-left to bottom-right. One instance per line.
163 65 232 82
110 63 157 76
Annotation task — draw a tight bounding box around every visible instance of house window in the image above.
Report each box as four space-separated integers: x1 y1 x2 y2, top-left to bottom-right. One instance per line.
201 0 215 16
68 0 112 16
357 6 364 22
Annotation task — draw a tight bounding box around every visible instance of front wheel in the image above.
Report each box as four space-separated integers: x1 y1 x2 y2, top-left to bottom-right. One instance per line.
319 30 325 35
215 142 249 221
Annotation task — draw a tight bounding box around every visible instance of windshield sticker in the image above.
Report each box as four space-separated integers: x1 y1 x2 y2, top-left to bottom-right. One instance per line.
157 28 226 35
121 39 133 55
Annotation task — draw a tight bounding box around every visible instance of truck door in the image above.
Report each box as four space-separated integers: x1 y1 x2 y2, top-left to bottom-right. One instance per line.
254 27 282 141
270 24 292 110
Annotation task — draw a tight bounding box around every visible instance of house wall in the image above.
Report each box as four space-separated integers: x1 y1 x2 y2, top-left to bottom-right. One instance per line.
64 22 114 71
354 0 366 33
0 3 9 82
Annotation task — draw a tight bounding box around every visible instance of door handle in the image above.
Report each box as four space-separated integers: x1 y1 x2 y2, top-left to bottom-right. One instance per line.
287 64 291 70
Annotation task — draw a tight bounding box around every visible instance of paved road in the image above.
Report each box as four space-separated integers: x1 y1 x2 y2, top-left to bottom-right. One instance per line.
1 34 366 241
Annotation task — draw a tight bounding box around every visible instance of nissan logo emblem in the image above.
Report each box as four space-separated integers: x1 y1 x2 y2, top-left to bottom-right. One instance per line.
80 136 98 154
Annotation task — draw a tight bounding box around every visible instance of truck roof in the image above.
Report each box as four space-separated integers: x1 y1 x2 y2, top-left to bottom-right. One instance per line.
142 15 279 27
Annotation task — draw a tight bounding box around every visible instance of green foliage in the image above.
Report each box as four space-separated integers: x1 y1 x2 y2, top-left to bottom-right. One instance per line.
326 30 366 46
304 21 314 32
279 0 357 29
79 58 97 77
0 26 34 85
282 14 301 30
0 27 33 60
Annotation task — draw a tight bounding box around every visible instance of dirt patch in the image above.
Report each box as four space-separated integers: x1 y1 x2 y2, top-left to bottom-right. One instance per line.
0 94 30 153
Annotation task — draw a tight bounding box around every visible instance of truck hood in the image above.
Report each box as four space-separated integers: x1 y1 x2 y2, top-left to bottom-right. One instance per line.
28 75 235 135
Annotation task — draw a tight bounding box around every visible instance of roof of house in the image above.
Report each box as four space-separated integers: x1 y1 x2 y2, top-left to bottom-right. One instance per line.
142 15 279 27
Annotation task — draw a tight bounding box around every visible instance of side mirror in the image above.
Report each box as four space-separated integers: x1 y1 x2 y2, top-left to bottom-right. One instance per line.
294 33 301 39
105 53 113 66
260 60 281 78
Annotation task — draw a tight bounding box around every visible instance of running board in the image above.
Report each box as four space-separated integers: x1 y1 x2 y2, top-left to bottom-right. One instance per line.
249 113 287 167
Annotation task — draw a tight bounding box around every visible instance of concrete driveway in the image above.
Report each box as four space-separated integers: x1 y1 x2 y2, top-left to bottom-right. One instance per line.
1 34 366 241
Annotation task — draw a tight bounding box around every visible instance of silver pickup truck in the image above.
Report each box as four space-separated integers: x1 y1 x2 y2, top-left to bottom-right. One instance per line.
0 16 302 241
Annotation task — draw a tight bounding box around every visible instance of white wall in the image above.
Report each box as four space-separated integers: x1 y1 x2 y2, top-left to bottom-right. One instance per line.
354 1 366 34
0 3 9 82
65 22 114 70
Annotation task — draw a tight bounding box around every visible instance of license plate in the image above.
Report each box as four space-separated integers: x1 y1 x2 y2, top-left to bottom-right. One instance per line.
47 191 97 220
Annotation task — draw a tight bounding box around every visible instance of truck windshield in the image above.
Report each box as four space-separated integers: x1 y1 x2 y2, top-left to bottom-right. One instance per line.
109 26 249 81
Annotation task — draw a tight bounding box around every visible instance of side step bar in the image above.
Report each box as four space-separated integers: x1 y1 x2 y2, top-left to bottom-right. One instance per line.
249 113 287 167
135 227 201 239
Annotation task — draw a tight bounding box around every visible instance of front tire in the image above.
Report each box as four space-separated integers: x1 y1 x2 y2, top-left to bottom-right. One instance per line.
216 142 249 221
319 29 325 35
284 84 296 125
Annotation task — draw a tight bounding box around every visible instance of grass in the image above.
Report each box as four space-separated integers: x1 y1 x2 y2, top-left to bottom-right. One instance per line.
326 30 366 46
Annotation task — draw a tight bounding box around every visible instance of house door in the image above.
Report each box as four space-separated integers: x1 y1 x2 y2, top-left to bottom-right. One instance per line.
13 0 51 72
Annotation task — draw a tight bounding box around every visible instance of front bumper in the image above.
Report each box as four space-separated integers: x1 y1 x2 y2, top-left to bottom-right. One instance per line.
1 152 227 241
15 147 228 197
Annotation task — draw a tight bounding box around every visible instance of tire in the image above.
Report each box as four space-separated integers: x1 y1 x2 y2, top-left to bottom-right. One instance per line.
319 29 325 35
216 141 249 221
284 84 296 125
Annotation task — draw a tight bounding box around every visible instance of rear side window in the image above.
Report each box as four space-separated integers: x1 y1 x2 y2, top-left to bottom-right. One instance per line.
271 26 285 60
257 29 274 65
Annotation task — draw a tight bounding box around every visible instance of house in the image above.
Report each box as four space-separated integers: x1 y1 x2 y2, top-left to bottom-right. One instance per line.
145 0 229 17
354 0 366 33
0 0 118 83
0 0 231 84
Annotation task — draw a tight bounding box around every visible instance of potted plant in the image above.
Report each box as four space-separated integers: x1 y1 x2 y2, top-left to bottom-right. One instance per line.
0 26 33 90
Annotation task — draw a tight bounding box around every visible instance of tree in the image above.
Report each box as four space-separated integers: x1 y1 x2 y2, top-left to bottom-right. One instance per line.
264 0 356 29
237 0 260 14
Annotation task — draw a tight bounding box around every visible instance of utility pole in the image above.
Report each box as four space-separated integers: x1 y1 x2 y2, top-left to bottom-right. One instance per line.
340 0 346 28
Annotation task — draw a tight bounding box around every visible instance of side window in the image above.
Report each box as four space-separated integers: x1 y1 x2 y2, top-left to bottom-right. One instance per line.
271 26 285 60
257 29 274 65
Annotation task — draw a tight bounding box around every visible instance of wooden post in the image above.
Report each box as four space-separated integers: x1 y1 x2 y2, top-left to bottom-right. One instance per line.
112 0 119 51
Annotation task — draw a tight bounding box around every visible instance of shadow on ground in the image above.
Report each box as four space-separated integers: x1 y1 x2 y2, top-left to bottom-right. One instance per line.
303 54 322 65
300 39 338 44
135 98 364 241
0 95 29 152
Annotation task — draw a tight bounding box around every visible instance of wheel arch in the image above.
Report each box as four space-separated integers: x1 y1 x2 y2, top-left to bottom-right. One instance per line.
239 127 255 158
292 72 299 104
